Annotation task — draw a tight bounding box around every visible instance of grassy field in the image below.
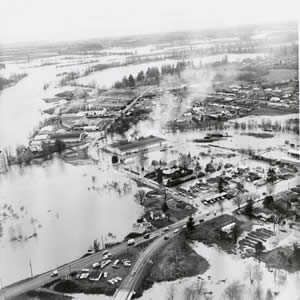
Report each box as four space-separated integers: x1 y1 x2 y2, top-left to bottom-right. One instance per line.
248 106 297 116
139 234 209 296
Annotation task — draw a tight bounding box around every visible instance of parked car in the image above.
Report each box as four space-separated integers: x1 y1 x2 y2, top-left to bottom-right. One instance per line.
164 236 169 240
143 233 150 239
50 270 58 277
163 226 170 232
127 238 135 246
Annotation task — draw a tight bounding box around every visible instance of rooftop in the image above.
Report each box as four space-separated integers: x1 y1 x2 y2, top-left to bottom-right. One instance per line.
109 135 166 152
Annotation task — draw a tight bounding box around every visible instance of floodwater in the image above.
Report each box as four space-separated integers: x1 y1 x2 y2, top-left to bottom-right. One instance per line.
0 159 143 286
0 48 298 291
139 241 300 300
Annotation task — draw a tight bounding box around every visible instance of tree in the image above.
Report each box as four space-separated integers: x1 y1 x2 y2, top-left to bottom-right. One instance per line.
224 281 244 300
122 76 129 87
162 201 169 213
236 181 245 192
255 241 264 263
186 216 195 231
232 223 242 243
244 200 254 217
167 283 175 300
266 168 276 184
112 154 119 164
136 70 145 82
219 200 224 215
135 189 146 205
93 239 100 252
265 289 273 300
157 168 163 184
54 139 66 154
128 74 135 87
263 195 274 208
218 177 225 193
245 264 262 286
233 196 243 210
138 148 147 172
178 153 192 169
151 160 159 169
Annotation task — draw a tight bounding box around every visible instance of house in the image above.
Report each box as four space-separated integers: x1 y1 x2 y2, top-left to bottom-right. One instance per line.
150 210 166 221
221 222 236 234
51 132 87 143
132 221 152 234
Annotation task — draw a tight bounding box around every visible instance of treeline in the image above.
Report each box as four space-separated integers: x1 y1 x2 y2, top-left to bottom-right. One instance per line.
13 140 66 167
113 61 195 89
0 73 27 90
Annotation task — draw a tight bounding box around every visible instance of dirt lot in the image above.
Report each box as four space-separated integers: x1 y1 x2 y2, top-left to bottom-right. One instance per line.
138 234 209 296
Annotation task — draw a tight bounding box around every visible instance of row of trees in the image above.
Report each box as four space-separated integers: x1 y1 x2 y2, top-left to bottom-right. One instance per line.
15 139 66 166
113 61 194 89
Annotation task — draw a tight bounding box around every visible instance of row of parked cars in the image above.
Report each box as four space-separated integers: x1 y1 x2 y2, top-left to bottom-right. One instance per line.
202 193 231 206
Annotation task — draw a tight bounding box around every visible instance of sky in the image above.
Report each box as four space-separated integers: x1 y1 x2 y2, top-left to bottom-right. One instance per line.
0 0 299 44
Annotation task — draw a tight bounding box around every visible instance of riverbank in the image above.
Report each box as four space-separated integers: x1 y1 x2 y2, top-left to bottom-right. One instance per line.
136 234 209 297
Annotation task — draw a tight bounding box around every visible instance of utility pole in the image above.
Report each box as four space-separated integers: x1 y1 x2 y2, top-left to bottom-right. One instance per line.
29 259 33 277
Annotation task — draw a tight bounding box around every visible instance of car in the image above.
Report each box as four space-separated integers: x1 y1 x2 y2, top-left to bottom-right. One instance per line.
143 233 150 239
163 226 169 232
50 270 58 277
127 238 135 246
130 271 136 276
199 219 204 223
182 224 187 229
206 212 210 216
173 229 179 233
103 272 108 278
102 250 109 255
214 211 217 216
81 268 89 273
164 236 169 240
92 262 100 269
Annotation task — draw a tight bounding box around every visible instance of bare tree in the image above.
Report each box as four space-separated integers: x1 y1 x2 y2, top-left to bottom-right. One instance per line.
178 153 192 169
135 189 146 205
166 284 175 300
233 195 243 210
224 281 244 300
245 264 262 286
265 289 273 300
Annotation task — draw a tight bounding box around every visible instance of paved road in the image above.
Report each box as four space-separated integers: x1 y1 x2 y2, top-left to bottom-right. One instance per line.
1 167 298 299
0 202 218 300
113 210 225 300
112 172 300 300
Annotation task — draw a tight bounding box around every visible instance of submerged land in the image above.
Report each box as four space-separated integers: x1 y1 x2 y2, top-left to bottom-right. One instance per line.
0 22 299 300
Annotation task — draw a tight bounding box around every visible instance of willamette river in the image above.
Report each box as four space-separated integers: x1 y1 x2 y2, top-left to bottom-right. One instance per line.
0 50 299 297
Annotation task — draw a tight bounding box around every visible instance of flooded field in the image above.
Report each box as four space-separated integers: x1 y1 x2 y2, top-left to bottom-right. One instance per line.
139 241 300 300
0 159 143 286
0 48 298 295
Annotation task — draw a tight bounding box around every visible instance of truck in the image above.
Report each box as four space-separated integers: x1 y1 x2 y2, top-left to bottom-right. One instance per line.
127 238 135 246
